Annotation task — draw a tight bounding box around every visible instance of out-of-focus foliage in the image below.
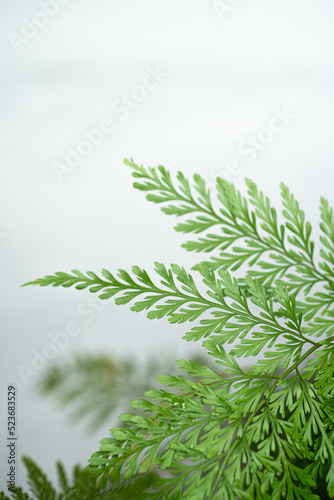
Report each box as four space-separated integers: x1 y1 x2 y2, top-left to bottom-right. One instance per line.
37 353 212 432
1 456 156 500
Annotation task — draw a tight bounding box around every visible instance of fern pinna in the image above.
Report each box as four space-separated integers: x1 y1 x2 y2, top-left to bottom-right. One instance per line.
22 160 334 499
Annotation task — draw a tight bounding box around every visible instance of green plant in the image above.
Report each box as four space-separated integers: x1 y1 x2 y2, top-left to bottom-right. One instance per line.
13 160 334 498
37 352 210 432
0 457 154 499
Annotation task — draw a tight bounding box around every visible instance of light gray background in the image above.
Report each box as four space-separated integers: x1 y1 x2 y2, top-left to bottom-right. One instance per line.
1 0 334 490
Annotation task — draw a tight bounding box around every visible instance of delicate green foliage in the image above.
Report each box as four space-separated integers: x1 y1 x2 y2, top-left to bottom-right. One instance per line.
319 197 334 278
124 159 334 295
18 161 334 499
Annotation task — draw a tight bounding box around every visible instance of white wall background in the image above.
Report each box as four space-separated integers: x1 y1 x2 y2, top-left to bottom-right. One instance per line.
1 0 334 490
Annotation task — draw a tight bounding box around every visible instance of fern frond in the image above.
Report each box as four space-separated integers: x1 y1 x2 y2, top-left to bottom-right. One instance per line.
22 456 57 500
38 353 202 432
20 164 334 499
125 159 334 298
